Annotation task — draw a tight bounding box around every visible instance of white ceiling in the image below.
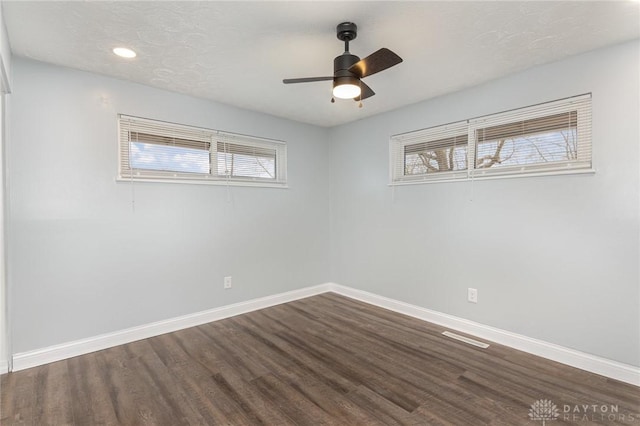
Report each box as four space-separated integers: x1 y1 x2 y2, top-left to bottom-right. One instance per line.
3 1 639 127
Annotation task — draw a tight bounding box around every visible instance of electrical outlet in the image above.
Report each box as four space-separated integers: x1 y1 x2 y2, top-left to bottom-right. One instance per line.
468 288 478 303
224 276 232 289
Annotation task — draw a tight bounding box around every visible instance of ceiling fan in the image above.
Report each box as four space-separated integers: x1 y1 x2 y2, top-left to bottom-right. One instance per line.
283 22 403 104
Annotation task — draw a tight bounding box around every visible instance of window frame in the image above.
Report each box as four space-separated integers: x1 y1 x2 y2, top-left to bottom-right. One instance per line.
389 94 594 185
390 121 469 184
117 115 287 188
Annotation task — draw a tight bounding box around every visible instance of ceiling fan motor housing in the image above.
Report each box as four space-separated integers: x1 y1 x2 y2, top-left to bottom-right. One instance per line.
334 53 360 77
334 53 361 94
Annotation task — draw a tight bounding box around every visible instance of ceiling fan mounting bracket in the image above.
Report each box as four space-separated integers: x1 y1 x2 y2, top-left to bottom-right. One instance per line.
336 22 357 42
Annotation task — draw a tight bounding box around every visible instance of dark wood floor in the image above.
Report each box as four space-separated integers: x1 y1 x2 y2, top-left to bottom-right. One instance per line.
1 293 639 425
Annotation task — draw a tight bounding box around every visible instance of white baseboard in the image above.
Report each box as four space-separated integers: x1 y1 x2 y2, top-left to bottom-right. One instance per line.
0 359 7 375
12 283 331 372
329 283 640 387
10 282 640 387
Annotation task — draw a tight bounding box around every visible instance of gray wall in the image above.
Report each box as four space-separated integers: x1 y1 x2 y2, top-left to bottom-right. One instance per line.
0 3 11 88
8 41 640 368
329 40 640 367
0 4 10 368
8 58 331 353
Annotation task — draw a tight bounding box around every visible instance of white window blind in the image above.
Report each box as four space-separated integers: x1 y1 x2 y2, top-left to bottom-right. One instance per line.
390 121 469 183
469 94 591 178
118 115 287 186
390 94 592 184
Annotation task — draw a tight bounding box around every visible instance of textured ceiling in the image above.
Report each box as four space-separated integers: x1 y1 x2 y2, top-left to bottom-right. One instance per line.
3 1 640 127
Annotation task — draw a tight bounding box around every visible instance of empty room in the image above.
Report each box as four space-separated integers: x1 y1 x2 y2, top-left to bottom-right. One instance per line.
0 1 639 425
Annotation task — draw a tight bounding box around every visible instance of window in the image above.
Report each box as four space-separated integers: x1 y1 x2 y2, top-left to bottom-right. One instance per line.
390 94 592 184
216 141 277 180
391 121 469 183
118 115 287 186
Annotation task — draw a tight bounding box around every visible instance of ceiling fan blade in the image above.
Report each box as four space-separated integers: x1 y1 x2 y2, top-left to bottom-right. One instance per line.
283 77 333 84
348 48 403 78
356 81 375 101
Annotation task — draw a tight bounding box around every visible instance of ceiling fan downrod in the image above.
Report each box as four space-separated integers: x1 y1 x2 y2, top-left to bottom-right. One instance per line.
336 22 357 53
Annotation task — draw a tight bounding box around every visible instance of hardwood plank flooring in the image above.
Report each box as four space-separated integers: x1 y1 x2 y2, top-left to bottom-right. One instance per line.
2 293 639 425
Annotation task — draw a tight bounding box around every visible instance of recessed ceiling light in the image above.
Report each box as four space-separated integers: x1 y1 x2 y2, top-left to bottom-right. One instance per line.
112 47 136 59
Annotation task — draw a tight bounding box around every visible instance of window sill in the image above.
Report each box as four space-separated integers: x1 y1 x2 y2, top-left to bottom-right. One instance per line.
389 168 596 186
116 177 288 189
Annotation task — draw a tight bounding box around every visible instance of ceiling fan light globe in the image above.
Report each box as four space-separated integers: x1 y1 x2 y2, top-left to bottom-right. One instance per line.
333 83 361 99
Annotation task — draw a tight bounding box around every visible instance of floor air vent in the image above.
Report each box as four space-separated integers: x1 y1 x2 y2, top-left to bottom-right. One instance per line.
442 331 490 348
